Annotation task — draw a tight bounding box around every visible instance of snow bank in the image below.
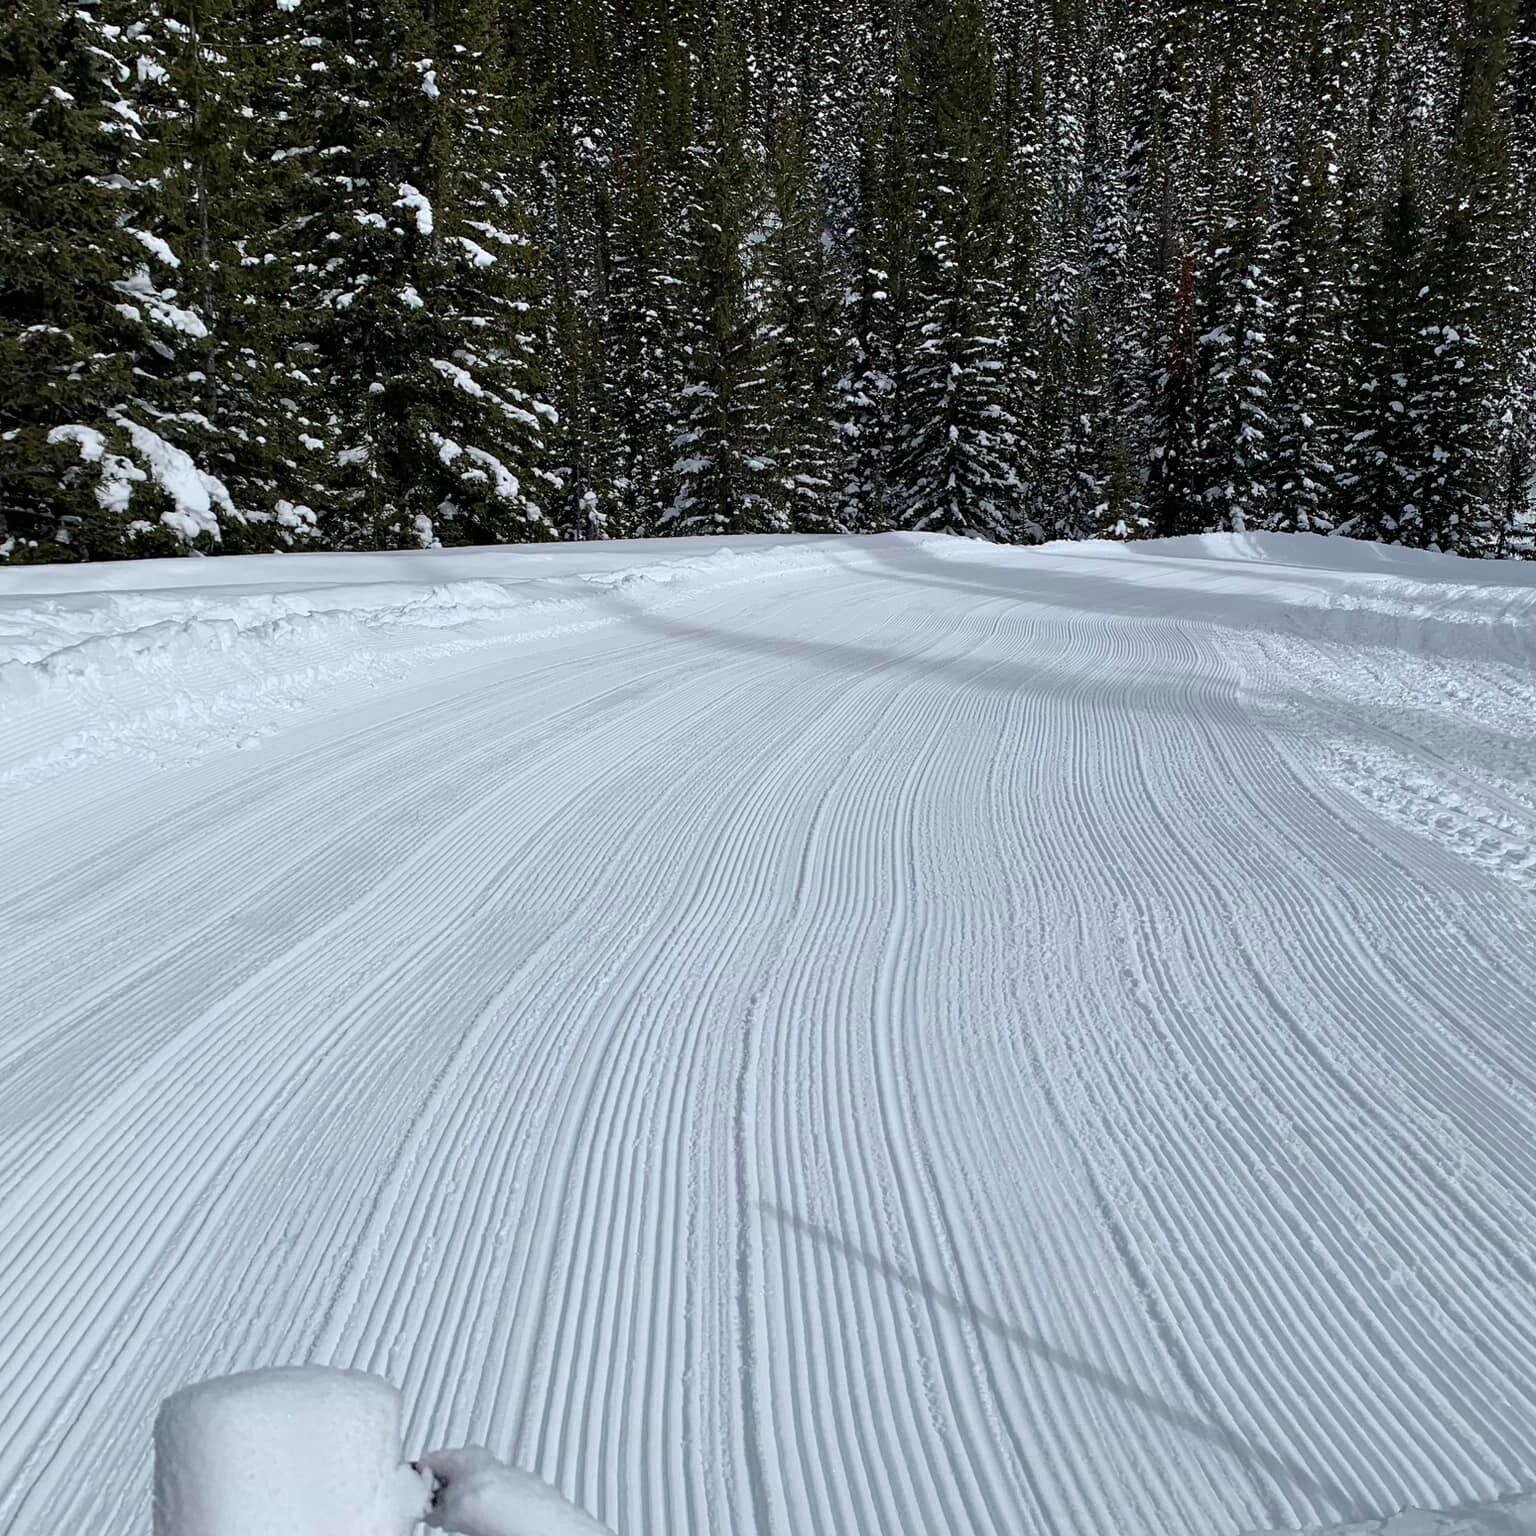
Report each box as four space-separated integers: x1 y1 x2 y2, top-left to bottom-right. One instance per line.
0 539 864 708
153 1367 430 1536
419 1448 615 1536
979 529 1536 649
0 536 867 785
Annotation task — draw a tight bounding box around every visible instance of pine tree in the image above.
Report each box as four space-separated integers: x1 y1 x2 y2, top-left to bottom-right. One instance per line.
891 0 1023 539
1267 133 1344 534
758 106 842 529
662 17 784 534
993 22 1050 531
1149 248 1202 537
287 0 556 549
1416 0 1523 554
0 0 242 558
5 0 1535 563
834 68 910 534
1337 156 1437 543
0 0 138 556
1190 123 1276 533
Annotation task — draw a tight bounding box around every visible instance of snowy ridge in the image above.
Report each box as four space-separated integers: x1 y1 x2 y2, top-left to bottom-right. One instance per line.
0 540 870 785
1 534 1535 1536
0 539 860 676
1021 533 1536 639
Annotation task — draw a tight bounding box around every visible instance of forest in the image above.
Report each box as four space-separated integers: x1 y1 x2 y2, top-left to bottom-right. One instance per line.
2 0 1534 562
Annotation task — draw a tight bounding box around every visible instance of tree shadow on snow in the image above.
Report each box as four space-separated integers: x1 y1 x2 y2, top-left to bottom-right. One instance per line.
856 543 1535 670
758 1199 1389 1531
612 586 1237 717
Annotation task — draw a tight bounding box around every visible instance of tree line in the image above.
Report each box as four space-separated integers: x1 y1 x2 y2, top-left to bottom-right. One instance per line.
3 0 1533 562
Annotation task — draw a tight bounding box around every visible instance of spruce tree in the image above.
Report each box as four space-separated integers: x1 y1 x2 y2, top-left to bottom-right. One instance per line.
1337 156 1437 544
758 104 842 531
662 17 783 534
891 0 1023 539
1190 124 1276 534
0 0 139 556
1416 0 1522 554
1267 134 1345 534
4 0 1535 563
833 88 904 533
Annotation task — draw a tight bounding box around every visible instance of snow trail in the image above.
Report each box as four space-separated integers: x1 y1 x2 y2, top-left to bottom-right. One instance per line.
1 533 1535 1536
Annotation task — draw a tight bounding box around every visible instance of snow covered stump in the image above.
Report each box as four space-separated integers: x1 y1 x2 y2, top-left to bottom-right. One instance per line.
153 1366 616 1536
154 1367 431 1536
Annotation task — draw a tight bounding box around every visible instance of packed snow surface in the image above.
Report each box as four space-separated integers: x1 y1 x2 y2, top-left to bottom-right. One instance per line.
3 532 1536 1536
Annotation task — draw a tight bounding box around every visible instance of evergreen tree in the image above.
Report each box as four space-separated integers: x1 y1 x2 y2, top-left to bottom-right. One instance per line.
1337 156 1437 543
891 0 1023 539
0 0 231 557
1 0 135 556
662 17 783 534
4 0 1535 563
287 0 555 549
1190 122 1276 533
758 105 842 530
1267 133 1345 534
1415 0 1522 554
1149 248 1202 537
834 75 907 533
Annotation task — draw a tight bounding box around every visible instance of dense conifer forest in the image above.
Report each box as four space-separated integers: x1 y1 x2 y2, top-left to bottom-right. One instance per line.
2 0 1533 562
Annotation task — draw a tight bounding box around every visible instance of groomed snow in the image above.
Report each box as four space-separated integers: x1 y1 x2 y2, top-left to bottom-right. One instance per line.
1251 1490 1536 1536
2 532 1536 1536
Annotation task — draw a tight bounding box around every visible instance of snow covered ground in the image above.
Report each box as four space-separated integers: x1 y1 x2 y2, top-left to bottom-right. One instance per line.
2 531 1536 1536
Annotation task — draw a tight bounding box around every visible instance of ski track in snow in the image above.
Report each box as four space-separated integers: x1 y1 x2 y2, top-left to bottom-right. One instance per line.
1 531 1535 1536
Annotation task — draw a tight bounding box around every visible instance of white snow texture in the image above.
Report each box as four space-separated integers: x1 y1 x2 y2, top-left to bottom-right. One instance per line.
3 531 1536 1536
153 1367 429 1536
151 1367 609 1536
1251 1492 1536 1536
419 1448 615 1536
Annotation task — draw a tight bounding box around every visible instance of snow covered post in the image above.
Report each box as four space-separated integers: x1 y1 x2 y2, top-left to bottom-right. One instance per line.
154 1367 431 1536
153 1367 617 1536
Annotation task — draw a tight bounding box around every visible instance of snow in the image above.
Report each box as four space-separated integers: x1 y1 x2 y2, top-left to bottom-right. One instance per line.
118 416 236 540
419 1448 614 1536
457 444 521 501
432 357 485 397
1252 1492 1536 1535
130 228 180 267
273 499 317 530
46 423 109 463
154 1367 429 1536
396 183 434 237
47 421 146 514
116 266 208 337
466 220 517 247
455 236 496 267
2 533 1536 1536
